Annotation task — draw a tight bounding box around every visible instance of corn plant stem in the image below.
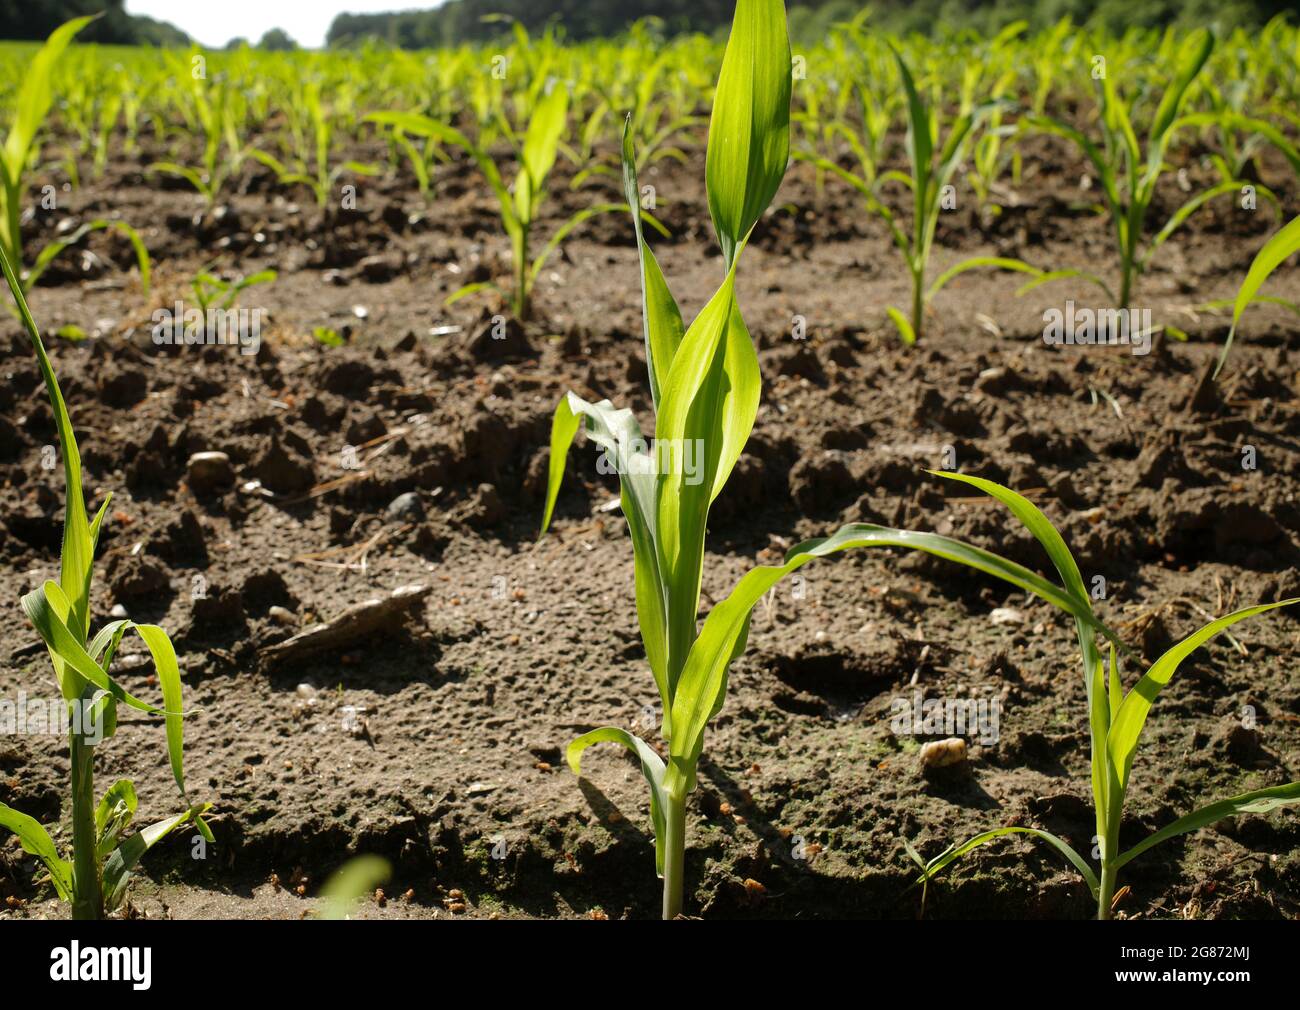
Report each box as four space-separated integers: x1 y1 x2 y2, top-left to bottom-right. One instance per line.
1096 862 1117 921
3 182 20 277
1118 238 1135 308
69 729 103 920
912 264 925 343
661 788 687 920
515 229 530 323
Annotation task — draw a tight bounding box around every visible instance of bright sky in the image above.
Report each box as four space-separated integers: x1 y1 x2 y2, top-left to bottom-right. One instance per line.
126 1 443 50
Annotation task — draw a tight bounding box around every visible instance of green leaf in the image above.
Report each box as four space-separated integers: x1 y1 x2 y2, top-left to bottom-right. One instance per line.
135 624 190 800
705 0 791 268
885 306 916 345
930 471 1090 603
655 269 761 691
1142 181 1261 272
917 826 1099 898
1015 268 1116 304
1107 600 1299 790
0 246 96 643
621 115 684 411
365 111 516 226
95 779 138 861
0 801 72 900
1114 781 1300 871
527 202 627 287
1219 214 1300 376
28 219 152 297
22 582 163 714
665 521 1121 795
568 726 669 876
927 256 1045 301
147 161 210 198
317 855 392 920
0 15 96 258
516 86 568 225
541 393 670 711
1146 30 1214 159
892 46 933 215
102 805 209 910
931 469 1119 835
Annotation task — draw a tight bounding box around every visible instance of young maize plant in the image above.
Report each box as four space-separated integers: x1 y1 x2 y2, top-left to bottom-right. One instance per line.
1 16 150 298
908 472 1300 920
792 16 895 205
960 23 1027 218
540 1 1113 920
250 80 379 209
1214 214 1300 375
190 265 278 317
148 48 256 208
1027 29 1269 309
0 247 210 919
802 47 1044 344
368 84 658 323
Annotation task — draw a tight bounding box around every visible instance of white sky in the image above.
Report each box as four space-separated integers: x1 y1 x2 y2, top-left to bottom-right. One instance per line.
126 1 444 50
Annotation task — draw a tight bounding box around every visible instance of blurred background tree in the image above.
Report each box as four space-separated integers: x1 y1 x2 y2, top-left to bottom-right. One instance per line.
0 0 1292 47
0 0 188 44
256 27 298 51
325 0 1294 47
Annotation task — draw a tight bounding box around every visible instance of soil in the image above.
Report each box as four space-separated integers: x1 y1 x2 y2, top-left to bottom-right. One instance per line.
3 125 1300 920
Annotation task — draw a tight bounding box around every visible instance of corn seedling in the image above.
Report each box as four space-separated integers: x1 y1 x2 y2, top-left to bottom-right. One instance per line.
368 87 661 322
0 17 150 297
251 80 379 209
540 2 1114 920
908 472 1300 920
148 49 255 208
803 48 1044 344
0 246 210 919
190 265 277 315
1027 30 1267 309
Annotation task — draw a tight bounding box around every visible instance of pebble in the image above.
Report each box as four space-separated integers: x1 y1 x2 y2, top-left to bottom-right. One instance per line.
269 606 297 626
110 603 128 619
919 737 967 769
340 706 366 736
990 607 1024 626
187 451 235 494
385 491 424 522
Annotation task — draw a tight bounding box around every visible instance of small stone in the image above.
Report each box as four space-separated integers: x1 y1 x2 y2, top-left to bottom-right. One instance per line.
465 484 504 526
187 451 235 494
974 366 1012 396
357 253 402 283
919 737 967 769
110 603 128 619
385 491 424 522
269 606 297 627
990 607 1024 626
340 706 366 737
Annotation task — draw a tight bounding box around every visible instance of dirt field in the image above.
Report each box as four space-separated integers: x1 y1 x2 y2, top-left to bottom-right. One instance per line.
3 127 1300 920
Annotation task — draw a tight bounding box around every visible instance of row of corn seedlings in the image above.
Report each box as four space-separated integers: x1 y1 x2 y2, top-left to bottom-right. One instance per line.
539 0 1300 919
2 7 1298 920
